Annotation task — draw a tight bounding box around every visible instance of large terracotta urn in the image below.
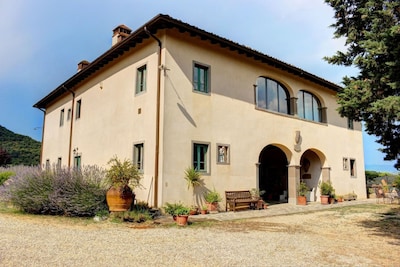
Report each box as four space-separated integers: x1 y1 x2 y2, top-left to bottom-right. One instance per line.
106 185 134 212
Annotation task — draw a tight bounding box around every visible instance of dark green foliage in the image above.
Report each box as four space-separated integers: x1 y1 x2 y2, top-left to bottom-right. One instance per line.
0 171 14 186
365 170 380 182
0 148 11 167
0 125 41 166
5 166 107 217
324 0 400 169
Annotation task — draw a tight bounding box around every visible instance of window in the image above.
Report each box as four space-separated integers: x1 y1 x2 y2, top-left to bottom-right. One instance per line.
133 143 144 172
193 143 209 172
74 156 81 169
347 118 354 129
193 63 210 93
343 158 349 170
136 65 147 94
256 77 289 114
297 90 322 122
217 144 230 164
45 159 50 171
350 159 356 177
76 99 81 119
57 157 62 169
60 109 64 126
67 108 71 121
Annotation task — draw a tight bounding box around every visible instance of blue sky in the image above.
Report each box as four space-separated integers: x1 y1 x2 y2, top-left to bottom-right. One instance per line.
0 0 397 173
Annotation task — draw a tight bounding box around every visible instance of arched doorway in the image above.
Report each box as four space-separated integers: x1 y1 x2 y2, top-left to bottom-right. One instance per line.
300 150 324 202
258 145 288 203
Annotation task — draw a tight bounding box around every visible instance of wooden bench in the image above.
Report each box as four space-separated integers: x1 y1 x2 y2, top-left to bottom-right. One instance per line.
225 190 259 212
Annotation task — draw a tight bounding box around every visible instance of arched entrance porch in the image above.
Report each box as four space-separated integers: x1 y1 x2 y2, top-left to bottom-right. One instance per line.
300 149 329 202
258 145 289 204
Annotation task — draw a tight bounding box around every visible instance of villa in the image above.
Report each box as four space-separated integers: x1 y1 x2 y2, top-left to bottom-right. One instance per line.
34 14 367 208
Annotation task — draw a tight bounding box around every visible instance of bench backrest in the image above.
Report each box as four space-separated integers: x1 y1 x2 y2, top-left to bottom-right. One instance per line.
225 190 253 200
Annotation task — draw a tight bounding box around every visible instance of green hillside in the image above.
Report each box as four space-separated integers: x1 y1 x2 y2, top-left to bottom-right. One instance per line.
0 125 41 166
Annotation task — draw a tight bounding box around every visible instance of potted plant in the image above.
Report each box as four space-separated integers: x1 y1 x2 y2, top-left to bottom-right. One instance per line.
163 202 190 226
297 181 308 205
184 167 202 215
204 188 222 212
319 180 333 205
250 188 265 200
175 206 191 226
105 157 142 212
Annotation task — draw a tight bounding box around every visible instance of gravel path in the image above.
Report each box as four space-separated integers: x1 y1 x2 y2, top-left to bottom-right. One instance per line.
0 204 399 267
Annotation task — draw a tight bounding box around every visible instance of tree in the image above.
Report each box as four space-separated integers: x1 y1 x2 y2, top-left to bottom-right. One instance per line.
0 148 11 167
324 0 400 169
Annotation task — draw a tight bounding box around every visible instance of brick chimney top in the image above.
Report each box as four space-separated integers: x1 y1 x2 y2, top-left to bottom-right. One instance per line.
77 60 90 72
112 24 132 46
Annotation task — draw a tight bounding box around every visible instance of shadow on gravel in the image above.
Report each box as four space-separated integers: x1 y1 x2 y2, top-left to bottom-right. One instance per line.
358 205 400 245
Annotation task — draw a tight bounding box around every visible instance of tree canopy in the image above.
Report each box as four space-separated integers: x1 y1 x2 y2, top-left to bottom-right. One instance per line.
324 0 400 169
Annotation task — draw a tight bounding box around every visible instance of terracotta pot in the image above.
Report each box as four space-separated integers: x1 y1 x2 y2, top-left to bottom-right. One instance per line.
176 215 189 226
189 209 198 215
200 209 207 215
320 195 329 205
207 202 218 212
106 185 134 212
297 196 307 205
264 204 268 209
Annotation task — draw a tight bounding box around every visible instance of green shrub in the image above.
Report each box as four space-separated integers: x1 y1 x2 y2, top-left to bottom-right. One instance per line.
0 171 14 186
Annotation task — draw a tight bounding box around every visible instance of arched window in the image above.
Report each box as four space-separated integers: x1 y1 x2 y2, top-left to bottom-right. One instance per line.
256 77 289 114
297 90 321 122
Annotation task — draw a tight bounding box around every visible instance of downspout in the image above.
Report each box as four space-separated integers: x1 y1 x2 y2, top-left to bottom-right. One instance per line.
144 26 162 208
37 108 46 167
62 85 75 168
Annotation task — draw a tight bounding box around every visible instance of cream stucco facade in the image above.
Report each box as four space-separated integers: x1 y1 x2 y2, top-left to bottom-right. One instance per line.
35 15 366 209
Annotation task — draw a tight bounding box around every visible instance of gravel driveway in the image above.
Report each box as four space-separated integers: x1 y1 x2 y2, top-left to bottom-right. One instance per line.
0 204 399 267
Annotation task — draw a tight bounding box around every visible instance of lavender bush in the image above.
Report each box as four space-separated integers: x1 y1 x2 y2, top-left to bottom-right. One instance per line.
1 165 108 217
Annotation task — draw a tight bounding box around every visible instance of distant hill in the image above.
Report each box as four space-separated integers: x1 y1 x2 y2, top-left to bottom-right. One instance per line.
0 125 41 166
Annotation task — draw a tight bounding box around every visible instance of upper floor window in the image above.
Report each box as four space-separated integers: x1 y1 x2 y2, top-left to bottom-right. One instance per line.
347 118 354 129
59 109 64 126
193 63 210 94
76 99 82 119
256 77 289 114
297 90 321 122
136 65 147 94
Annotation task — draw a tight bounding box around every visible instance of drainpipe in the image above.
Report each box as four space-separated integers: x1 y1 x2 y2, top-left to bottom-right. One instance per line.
62 85 75 168
144 26 162 208
37 108 46 167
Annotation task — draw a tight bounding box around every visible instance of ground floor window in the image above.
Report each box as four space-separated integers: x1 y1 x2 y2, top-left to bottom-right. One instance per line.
133 143 144 172
74 156 81 169
217 144 230 164
350 159 356 177
193 142 209 172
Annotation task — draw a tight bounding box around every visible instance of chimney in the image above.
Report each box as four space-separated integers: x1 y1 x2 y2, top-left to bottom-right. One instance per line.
112 24 132 46
77 60 90 72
